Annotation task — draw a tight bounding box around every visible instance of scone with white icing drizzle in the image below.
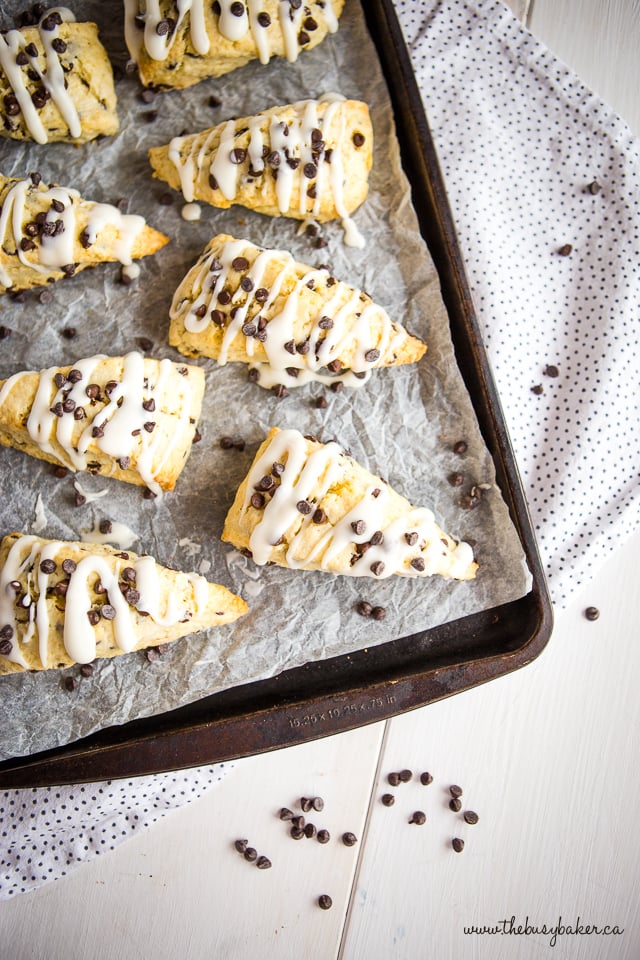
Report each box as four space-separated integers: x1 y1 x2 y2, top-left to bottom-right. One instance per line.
169 234 426 390
148 96 372 244
124 0 345 90
0 174 168 293
222 428 478 581
0 353 204 496
0 533 248 674
0 8 118 144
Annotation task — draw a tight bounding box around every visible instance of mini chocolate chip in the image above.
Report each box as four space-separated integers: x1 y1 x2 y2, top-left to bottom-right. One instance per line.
409 811 426 825
371 606 386 621
453 440 468 455
61 558 76 575
290 826 304 840
342 832 357 847
257 11 271 27
101 605 116 622
243 846 258 862
0 637 13 655
370 531 384 546
420 771 433 786
234 838 248 852
387 772 400 786
352 132 365 147
40 558 56 574
351 519 366 536
242 321 257 337
303 162 317 179
364 349 380 363
312 508 327 524
317 829 330 844
410 557 426 572
143 421 155 433
558 243 573 256
464 810 479 825
381 794 395 806
298 30 310 44
544 364 559 378
64 676 79 692
296 500 312 515
314 396 328 409
256 856 272 869
251 492 265 509
240 276 254 292
87 609 100 625
398 769 412 782
585 606 600 621
156 18 172 35
229 147 246 164
588 180 602 195
318 895 332 910
449 798 462 812
273 384 289 398
531 383 544 395
279 807 294 820
449 784 463 798
452 838 465 853
79 663 94 677
304 823 316 839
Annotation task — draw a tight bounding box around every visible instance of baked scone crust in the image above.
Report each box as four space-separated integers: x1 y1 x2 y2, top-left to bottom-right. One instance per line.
0 353 204 494
0 175 168 293
148 97 372 224
124 0 345 90
222 428 478 581
0 16 118 144
169 233 426 387
0 533 248 673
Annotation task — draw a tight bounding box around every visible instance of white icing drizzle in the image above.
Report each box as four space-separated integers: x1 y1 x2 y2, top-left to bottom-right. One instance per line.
123 0 339 65
0 7 80 144
181 202 202 221
81 521 139 550
170 236 402 387
164 96 366 245
0 352 194 497
238 429 475 579
72 479 109 503
0 534 209 667
0 178 149 289
32 493 47 533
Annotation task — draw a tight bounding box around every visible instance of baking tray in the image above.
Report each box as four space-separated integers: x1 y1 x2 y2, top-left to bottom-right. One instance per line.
0 0 552 788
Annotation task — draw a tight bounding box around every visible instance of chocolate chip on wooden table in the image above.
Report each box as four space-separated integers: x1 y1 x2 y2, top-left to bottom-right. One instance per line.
452 837 465 853
420 771 433 786
409 811 426 825
317 829 330 844
256 856 272 869
387 772 400 786
381 793 395 806
585 606 600 621
318 895 332 910
449 798 462 812
342 832 357 847
463 811 479 825
449 784 463 798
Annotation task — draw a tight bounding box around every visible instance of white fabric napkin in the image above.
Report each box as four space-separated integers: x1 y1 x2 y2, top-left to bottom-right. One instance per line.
3 0 639 900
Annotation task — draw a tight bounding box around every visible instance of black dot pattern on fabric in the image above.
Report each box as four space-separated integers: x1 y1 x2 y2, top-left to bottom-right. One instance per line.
396 0 640 607
0 765 231 899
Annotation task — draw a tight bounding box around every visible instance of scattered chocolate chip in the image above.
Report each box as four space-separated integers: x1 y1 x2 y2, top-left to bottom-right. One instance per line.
79 663 94 678
449 784 463 798
585 606 600 621
463 810 479 825
420 772 433 786
409 811 426 825
229 147 246 164
99 519 112 535
448 472 465 487
449 798 462 812
317 829 330 844
243 846 258 862
296 500 312 515
291 815 305 830
399 769 413 783
543 364 559 378
588 180 602 195
101 605 116 621
279 807 294 821
342 832 357 847
364 349 380 363
256 855 272 869
234 838 248 853
39 558 56 574
410 557 426 573
531 384 544 395
312 797 324 812
371 606 386 621
381 793 395 807
453 440 467 455
61 558 77 575
250 492 265 509
370 561 385 577
290 826 304 840
452 838 465 853
318 894 332 910
387 772 400 786
558 243 573 256
64 676 79 692
304 823 316 839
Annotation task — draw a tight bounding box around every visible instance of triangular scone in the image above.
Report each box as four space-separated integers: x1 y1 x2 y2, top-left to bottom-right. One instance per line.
124 0 345 90
148 97 372 229
0 12 118 144
0 353 204 495
169 234 426 389
222 428 478 581
0 533 248 674
0 175 168 293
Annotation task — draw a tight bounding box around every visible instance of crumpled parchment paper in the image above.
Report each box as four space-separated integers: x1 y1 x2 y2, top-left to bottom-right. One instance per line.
0 0 531 762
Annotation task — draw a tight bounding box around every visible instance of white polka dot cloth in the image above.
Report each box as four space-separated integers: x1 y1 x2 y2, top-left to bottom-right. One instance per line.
396 0 640 608
2 0 640 900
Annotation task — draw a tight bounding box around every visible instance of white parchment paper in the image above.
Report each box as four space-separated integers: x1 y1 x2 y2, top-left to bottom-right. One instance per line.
0 0 531 761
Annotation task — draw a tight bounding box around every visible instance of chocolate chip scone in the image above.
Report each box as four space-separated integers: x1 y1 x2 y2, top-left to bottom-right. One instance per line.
148 96 372 240
0 353 204 495
0 533 248 674
0 9 118 144
169 233 426 390
124 0 345 90
222 428 478 580
0 174 168 292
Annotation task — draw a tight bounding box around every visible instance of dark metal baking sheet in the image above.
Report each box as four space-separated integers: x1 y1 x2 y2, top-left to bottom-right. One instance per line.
0 0 552 788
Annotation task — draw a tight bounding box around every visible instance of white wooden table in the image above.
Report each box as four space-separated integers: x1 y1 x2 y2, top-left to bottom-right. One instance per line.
2 3 639 957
